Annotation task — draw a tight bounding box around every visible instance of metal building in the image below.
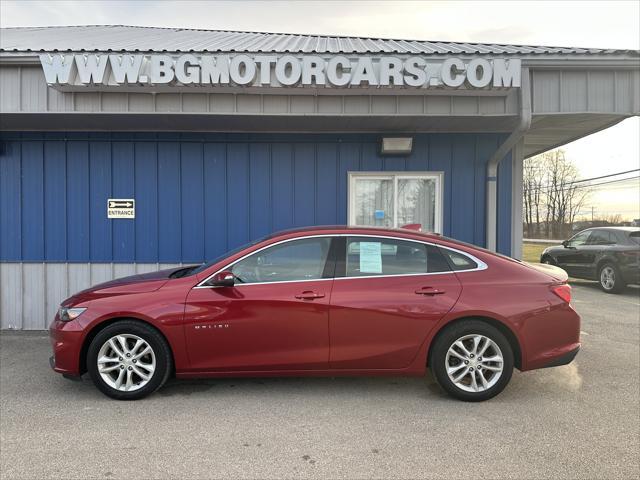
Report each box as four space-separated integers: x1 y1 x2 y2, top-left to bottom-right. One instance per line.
1 25 638 329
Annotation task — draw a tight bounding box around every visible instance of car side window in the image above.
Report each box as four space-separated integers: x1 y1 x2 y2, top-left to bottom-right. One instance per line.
439 248 478 271
345 237 449 277
587 230 614 246
568 231 590 247
231 237 331 284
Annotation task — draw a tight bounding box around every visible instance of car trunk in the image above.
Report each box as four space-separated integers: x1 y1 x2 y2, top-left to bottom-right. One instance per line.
523 262 569 283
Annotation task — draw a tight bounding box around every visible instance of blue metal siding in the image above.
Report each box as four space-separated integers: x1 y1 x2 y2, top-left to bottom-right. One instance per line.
89 141 112 261
0 132 513 263
44 141 67 260
21 141 44 260
158 142 181 263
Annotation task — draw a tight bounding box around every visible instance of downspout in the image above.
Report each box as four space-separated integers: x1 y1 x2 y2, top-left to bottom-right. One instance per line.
486 67 532 252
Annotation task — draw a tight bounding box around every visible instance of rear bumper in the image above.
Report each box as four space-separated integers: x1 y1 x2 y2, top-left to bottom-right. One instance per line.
541 345 580 368
621 265 640 284
520 301 581 371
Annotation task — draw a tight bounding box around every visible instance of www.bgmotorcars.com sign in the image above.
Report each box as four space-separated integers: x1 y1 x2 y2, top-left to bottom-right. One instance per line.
39 53 521 89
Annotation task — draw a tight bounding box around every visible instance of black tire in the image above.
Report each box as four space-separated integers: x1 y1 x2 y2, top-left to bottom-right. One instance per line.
598 262 625 294
87 320 172 400
541 255 555 265
430 319 514 402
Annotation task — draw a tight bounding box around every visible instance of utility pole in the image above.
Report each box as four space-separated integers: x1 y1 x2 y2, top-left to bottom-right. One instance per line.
591 206 595 222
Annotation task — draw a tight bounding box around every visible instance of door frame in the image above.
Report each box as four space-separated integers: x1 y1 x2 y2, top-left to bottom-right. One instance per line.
347 171 444 234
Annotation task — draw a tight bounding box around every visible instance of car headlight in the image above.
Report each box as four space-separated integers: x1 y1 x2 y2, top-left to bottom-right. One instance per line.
58 307 87 322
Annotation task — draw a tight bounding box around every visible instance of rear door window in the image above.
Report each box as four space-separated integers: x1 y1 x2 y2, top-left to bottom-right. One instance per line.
587 230 614 245
344 237 450 277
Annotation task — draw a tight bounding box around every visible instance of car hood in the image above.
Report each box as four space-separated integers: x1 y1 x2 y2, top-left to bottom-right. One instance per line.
62 267 188 305
523 262 569 283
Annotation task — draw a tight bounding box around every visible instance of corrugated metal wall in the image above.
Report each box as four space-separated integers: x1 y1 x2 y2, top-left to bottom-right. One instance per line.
4 66 638 116
0 131 512 329
0 262 181 330
531 69 639 114
0 66 519 116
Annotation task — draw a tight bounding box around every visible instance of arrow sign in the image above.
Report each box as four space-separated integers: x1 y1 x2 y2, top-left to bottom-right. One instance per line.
107 199 135 219
109 201 133 208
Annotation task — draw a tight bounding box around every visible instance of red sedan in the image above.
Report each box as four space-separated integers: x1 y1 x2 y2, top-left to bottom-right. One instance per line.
49 226 580 401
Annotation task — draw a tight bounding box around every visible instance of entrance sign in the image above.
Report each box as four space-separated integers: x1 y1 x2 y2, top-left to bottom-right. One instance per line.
40 53 521 89
107 199 135 219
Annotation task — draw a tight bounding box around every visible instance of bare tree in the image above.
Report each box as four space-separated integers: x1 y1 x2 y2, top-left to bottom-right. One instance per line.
522 149 591 239
523 157 545 237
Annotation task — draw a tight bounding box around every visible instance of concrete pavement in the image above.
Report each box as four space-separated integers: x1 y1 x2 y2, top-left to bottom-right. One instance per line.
1 282 638 479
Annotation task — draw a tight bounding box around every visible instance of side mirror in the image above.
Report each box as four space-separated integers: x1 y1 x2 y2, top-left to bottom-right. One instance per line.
208 271 235 287
562 240 569 248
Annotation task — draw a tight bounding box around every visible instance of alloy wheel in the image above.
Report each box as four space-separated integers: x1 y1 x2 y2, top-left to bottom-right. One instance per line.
600 266 615 290
96 334 156 392
445 334 504 393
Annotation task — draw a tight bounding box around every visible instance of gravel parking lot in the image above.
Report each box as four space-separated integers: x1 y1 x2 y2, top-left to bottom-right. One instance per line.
1 281 639 480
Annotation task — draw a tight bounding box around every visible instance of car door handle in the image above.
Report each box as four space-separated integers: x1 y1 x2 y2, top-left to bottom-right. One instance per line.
295 291 325 300
415 287 446 296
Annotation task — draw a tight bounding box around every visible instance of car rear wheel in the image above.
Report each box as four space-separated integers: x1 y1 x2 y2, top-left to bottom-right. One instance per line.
598 263 625 294
87 320 172 400
430 320 514 402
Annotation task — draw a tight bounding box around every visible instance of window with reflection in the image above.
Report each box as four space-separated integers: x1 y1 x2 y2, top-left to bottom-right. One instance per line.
231 237 332 284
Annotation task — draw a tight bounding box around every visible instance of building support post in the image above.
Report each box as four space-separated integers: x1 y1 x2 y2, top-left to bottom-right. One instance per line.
486 67 532 252
510 139 525 259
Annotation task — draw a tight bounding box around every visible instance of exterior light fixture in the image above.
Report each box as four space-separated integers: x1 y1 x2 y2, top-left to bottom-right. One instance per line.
380 137 413 155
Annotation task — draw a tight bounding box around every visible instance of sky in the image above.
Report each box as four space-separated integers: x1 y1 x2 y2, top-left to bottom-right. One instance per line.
1 0 639 220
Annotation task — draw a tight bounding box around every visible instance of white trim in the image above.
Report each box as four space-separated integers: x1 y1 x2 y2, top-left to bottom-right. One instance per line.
511 139 525 259
347 171 444 234
195 233 487 288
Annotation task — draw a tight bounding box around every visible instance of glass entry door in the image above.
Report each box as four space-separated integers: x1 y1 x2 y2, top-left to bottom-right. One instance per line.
348 173 443 233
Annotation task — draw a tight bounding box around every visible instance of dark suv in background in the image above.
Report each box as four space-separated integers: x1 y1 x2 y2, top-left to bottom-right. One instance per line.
541 227 640 293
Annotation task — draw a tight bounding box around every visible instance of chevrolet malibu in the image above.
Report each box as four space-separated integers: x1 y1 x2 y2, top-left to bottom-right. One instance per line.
50 226 580 402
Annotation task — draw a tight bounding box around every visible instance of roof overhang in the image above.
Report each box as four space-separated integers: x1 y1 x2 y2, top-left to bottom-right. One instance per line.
1 28 638 157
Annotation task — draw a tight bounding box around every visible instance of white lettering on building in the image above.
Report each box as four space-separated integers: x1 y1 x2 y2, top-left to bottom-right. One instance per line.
39 53 522 89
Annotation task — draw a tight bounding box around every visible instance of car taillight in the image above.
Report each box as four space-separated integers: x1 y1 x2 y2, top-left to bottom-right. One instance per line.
551 284 572 303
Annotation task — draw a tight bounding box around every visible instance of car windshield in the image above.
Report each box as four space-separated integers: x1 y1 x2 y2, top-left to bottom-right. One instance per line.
190 236 269 275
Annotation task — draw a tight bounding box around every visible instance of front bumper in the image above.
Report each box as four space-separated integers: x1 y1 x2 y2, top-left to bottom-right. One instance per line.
49 319 84 376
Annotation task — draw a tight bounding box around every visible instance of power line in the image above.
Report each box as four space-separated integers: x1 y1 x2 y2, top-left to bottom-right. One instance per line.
567 168 639 185
574 175 640 189
531 174 639 193
528 168 640 192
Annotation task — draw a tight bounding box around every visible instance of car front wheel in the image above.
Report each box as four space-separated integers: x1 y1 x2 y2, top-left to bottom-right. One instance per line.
87 320 172 400
598 263 625 294
430 320 514 402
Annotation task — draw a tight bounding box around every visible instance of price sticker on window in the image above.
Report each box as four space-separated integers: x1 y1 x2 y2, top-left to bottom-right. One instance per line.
359 242 382 274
